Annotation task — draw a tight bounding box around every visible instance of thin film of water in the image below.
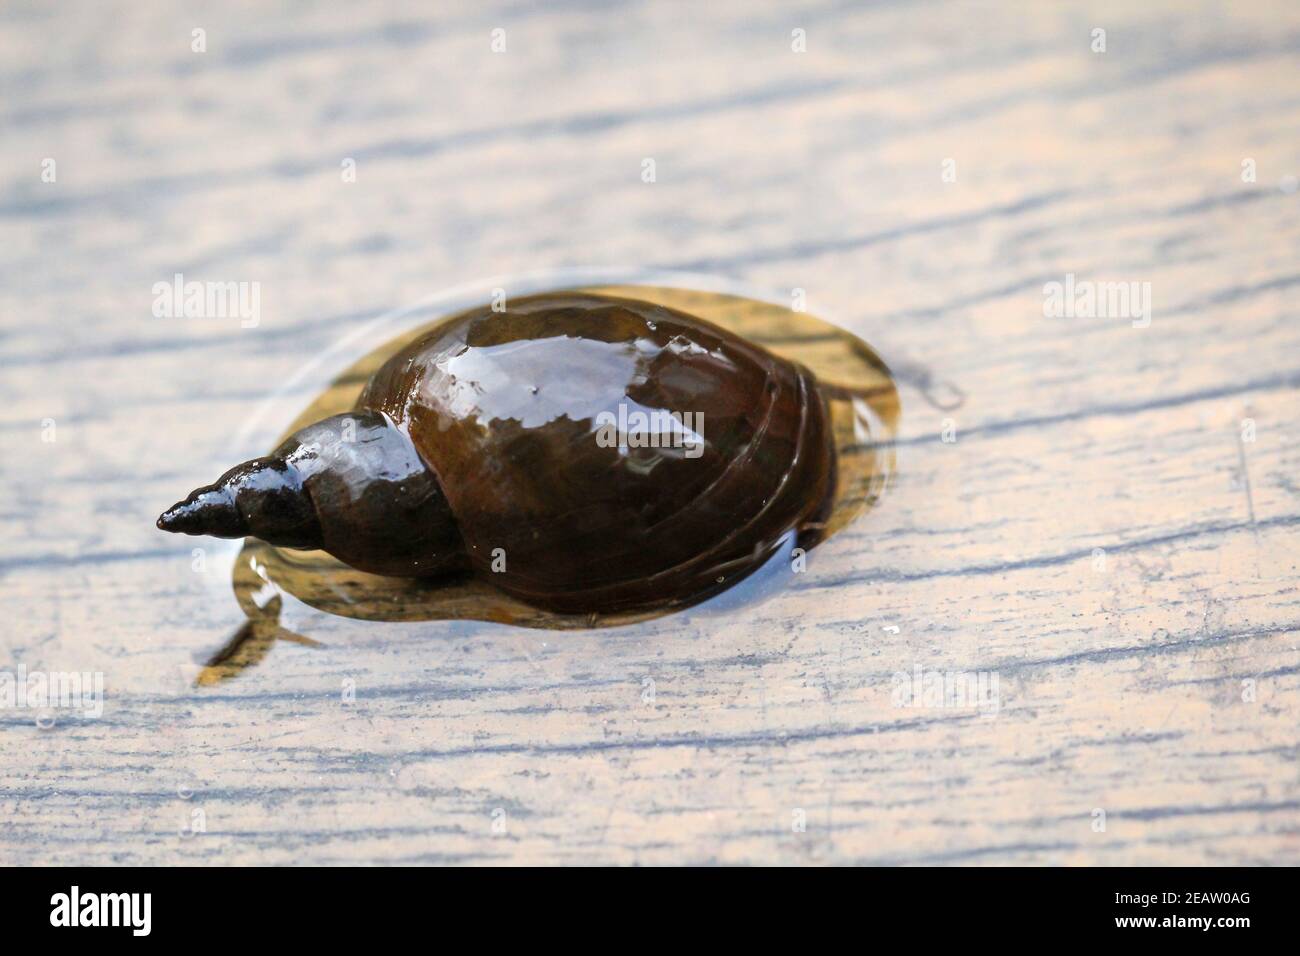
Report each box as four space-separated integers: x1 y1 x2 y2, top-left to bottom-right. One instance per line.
189 273 905 684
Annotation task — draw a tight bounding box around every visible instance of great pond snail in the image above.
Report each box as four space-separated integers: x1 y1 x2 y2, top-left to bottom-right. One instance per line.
157 292 839 613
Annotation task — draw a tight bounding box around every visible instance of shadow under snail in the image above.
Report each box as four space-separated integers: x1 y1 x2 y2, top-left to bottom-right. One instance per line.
157 292 845 614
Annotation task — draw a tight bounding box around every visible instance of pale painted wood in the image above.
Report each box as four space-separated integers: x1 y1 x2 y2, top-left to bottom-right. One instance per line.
1 0 1298 864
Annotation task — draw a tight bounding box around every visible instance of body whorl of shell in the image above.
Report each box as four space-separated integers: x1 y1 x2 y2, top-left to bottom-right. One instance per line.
359 292 834 612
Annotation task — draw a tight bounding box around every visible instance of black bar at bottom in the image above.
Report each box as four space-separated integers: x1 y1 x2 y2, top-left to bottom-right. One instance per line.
0 865 1286 942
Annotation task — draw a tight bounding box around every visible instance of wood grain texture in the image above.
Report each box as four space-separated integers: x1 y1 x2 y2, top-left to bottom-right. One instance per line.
1 0 1298 865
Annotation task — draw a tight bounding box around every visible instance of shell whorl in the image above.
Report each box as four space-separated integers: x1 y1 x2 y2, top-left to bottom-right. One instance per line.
158 411 467 578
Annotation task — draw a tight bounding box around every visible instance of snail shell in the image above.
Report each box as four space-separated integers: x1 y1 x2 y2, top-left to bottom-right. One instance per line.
158 292 835 613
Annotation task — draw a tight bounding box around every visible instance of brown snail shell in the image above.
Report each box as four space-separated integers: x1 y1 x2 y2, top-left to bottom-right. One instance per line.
158 292 837 614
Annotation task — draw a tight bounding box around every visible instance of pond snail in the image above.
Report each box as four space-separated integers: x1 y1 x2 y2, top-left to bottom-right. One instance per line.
157 292 839 613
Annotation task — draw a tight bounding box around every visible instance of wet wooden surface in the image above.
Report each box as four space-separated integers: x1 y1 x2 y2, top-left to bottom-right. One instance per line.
2 0 1298 865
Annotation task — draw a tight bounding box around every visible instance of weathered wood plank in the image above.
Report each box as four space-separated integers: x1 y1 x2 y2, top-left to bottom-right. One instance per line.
1 0 1298 865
